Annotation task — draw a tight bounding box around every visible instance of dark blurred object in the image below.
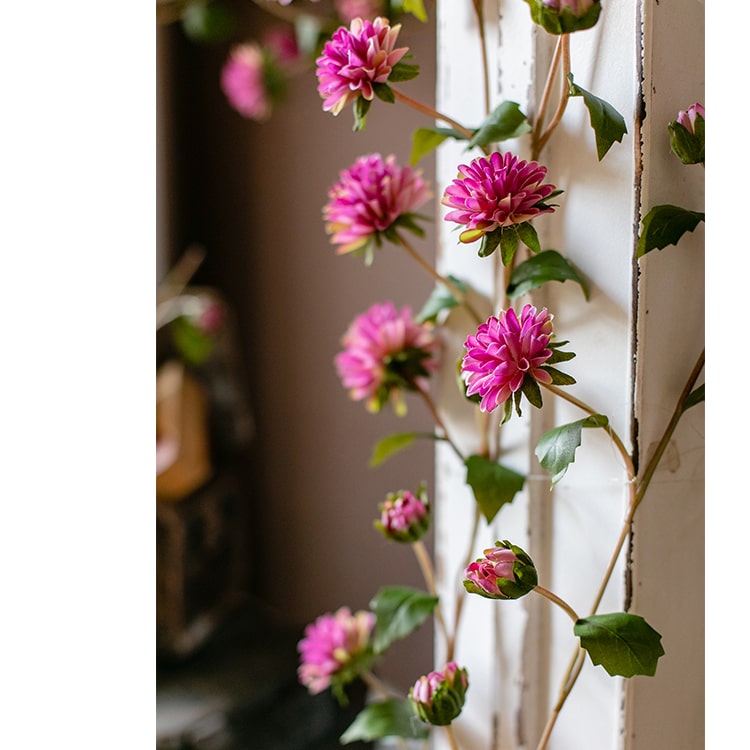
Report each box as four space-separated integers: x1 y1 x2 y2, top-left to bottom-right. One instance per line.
157 604 373 750
157 247 255 658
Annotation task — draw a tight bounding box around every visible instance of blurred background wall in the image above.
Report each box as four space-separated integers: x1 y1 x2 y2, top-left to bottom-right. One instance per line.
157 0 437 692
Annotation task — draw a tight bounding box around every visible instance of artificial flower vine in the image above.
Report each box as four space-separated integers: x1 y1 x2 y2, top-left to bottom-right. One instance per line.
202 2 705 748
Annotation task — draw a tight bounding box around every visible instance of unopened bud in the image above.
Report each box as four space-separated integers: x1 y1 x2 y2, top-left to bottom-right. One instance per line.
374 484 430 543
410 662 469 726
524 0 601 34
463 540 537 600
668 103 705 165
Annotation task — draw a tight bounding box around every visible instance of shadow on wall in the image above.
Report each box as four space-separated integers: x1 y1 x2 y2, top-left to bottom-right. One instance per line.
157 0 438 710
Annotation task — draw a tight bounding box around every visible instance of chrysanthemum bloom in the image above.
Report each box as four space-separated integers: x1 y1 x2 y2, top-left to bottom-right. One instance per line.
463 540 538 600
374 485 430 543
410 662 469 726
315 17 409 116
323 153 431 256
442 151 557 247
335 0 385 23
262 25 300 68
462 304 576 417
221 44 277 121
297 607 375 695
335 301 439 414
524 0 601 34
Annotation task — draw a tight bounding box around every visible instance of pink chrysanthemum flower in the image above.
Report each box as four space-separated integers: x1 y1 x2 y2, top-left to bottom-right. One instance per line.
323 153 431 255
297 607 375 694
375 486 430 543
220 44 273 121
442 151 557 244
335 301 438 414
315 16 409 116
462 304 555 413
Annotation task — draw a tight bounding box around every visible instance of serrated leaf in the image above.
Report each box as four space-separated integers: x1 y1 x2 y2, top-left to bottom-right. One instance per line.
637 204 705 257
468 101 532 149
370 586 438 655
369 432 438 468
465 454 526 523
681 383 705 413
568 74 627 160
535 415 609 486
507 249 589 300
340 699 429 744
416 276 467 323
574 612 665 678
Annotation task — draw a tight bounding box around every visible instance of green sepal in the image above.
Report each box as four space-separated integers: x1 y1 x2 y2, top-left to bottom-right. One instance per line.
369 431 440 468
500 397 513 425
546 340 577 365
507 249 589 300
478 227 504 259
667 115 704 165
521 376 543 409
540 366 576 386
389 60 420 82
568 73 627 160
499 226 519 265
465 454 526 523
370 585 438 655
171 315 215 365
515 222 541 254
637 204 705 258
340 699 429 744
468 101 532 149
535 414 609 486
574 612 665 678
373 82 395 104
329 647 377 706
352 96 371 131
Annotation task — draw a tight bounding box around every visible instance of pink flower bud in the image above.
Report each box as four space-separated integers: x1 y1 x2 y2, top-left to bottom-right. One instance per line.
676 102 705 137
410 662 469 725
374 485 430 543
464 540 538 600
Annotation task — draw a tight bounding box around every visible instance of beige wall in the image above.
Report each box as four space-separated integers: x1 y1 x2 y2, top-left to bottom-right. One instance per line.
157 2 437 691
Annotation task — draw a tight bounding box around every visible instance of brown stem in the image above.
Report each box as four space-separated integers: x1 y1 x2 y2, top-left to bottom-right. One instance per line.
471 0 491 116
391 87 478 143
535 35 571 158
417 388 465 463
413 540 452 652
449 506 481 661
395 232 484 325
531 35 564 156
533 585 580 624
444 723 460 750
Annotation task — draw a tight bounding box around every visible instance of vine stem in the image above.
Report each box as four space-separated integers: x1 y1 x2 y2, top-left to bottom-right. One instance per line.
535 348 705 750
395 231 484 325
531 34 564 157
541 382 636 482
449 505 481 662
391 86 478 144
444 723 460 750
533 585 580 624
412 540 452 653
535 34 571 157
471 0 491 116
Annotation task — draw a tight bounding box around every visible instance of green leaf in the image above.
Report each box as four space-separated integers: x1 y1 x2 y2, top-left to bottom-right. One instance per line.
416 276 467 323
340 699 429 744
171 316 215 365
468 101 532 149
574 612 665 678
507 249 589 300
515 222 541 254
568 73 627 160
411 127 450 165
370 586 438 655
389 61 420 82
465 454 526 523
637 204 705 258
535 415 609 486
369 432 438 468
681 383 705 413
373 82 395 103
403 0 429 22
